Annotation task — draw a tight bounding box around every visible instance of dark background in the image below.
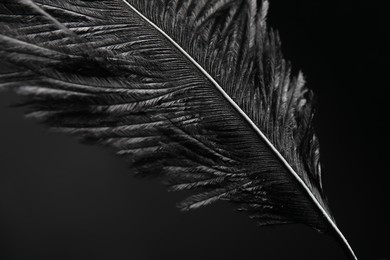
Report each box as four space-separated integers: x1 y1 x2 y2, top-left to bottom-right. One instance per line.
0 0 388 259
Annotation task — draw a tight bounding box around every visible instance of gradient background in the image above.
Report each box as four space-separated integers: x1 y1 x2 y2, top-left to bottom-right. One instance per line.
0 0 388 259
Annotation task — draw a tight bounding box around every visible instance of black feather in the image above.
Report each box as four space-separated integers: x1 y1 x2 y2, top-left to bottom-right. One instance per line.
0 0 357 259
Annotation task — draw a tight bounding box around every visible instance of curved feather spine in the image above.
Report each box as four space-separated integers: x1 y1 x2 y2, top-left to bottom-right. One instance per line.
121 1 357 259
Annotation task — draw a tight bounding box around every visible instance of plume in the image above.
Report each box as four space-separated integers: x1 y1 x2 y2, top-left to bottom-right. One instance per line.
0 0 357 259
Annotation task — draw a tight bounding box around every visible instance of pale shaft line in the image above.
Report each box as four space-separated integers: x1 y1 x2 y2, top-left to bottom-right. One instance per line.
120 1 357 259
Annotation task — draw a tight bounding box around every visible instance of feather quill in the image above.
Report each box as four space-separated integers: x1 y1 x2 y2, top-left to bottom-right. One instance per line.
0 0 357 259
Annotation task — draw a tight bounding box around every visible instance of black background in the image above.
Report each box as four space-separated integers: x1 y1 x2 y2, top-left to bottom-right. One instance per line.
0 0 388 259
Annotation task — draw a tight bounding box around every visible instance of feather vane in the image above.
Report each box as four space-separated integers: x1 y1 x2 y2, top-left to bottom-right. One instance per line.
0 0 357 259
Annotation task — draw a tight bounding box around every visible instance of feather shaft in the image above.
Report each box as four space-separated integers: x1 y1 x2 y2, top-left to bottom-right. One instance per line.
121 1 357 259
